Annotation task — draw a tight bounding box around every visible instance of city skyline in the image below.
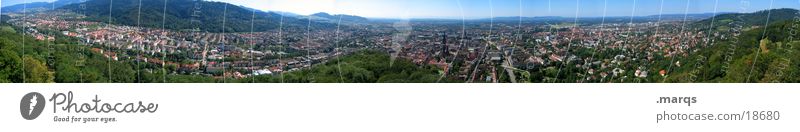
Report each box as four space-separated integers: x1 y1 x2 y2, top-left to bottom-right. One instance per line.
2 0 800 19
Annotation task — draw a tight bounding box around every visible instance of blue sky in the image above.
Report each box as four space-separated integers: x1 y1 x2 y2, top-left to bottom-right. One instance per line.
4 0 800 19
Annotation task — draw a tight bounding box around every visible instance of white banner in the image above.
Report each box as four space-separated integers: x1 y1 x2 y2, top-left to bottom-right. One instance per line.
0 84 796 132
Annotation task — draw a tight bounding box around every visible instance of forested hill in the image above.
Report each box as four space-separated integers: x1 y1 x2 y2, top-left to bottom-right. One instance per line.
664 19 800 83
59 0 333 33
693 8 798 29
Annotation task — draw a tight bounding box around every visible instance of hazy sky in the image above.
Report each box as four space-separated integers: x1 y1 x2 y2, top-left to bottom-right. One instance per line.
3 0 800 19
1 0 53 7
234 0 800 19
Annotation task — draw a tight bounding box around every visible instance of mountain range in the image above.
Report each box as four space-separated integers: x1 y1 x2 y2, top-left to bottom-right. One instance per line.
6 0 800 34
57 0 337 33
694 8 799 28
310 12 369 23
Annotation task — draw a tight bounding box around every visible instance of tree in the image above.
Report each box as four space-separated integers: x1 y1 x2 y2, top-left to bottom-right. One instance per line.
0 50 21 83
23 56 54 83
760 38 771 53
108 62 136 83
0 26 15 34
761 58 790 83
